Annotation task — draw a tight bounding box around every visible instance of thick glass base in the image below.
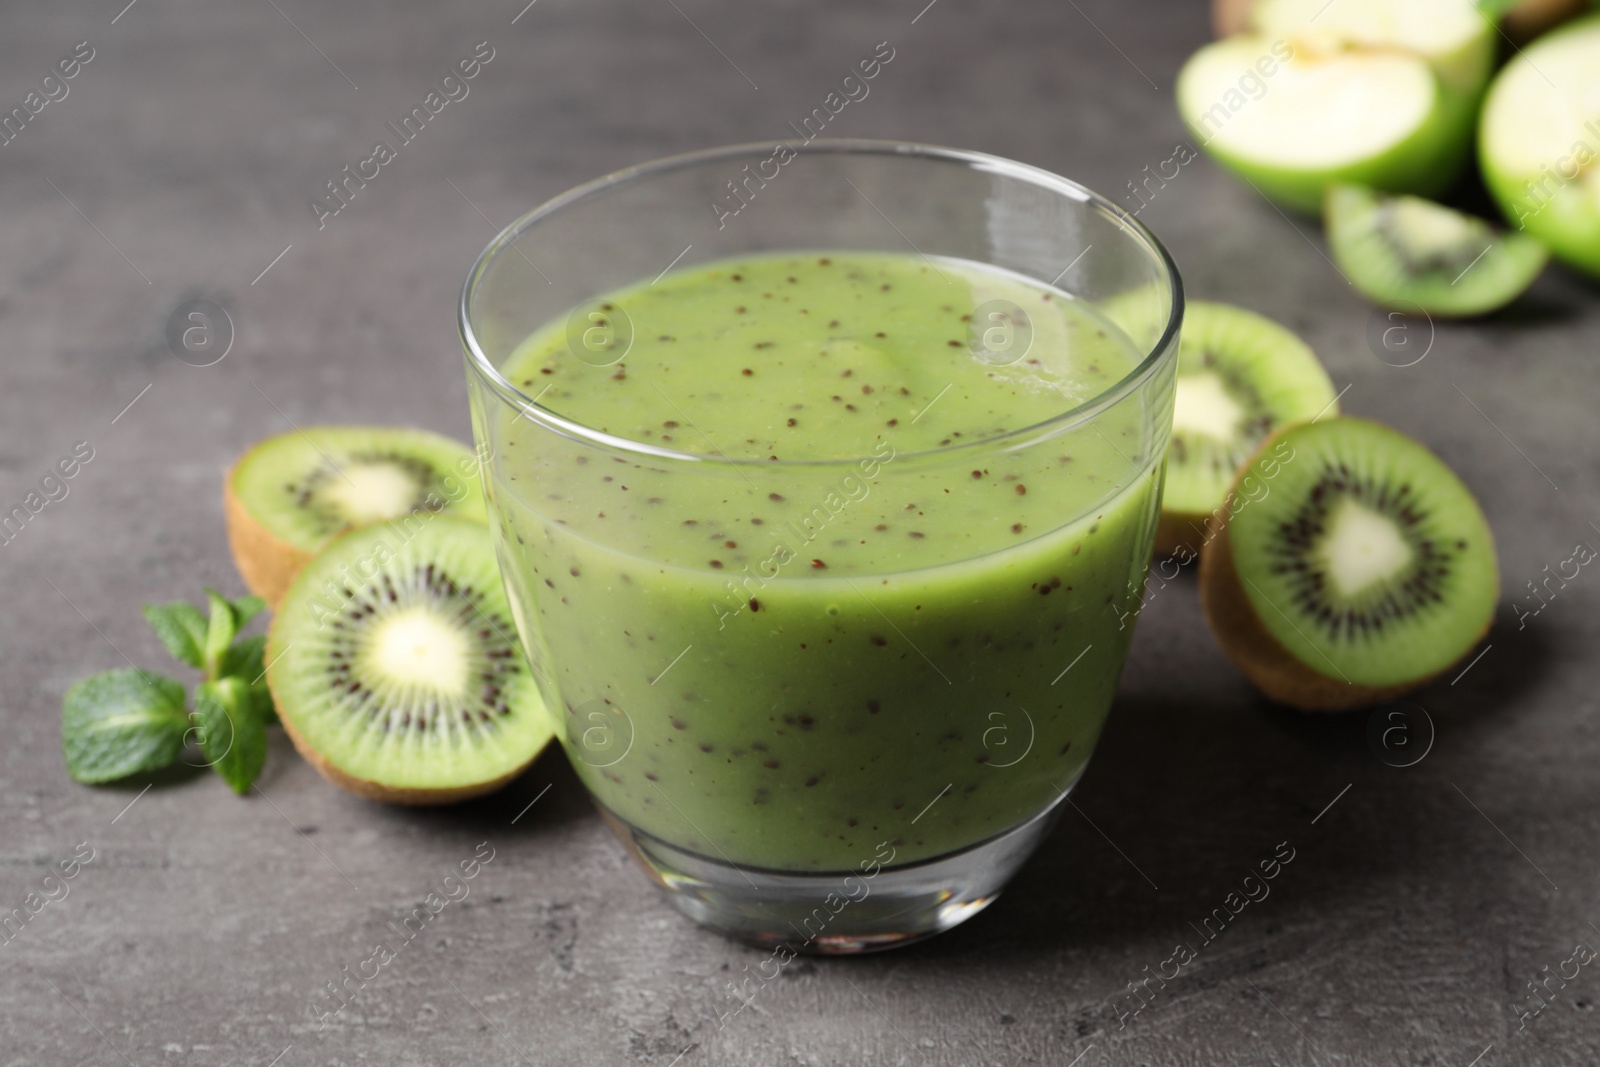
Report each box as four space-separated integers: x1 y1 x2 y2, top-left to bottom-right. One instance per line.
598 778 1077 954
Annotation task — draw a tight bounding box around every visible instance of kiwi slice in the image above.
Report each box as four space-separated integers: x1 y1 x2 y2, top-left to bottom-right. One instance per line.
1157 302 1338 557
266 515 552 803
1200 418 1498 711
1326 185 1550 317
225 427 486 606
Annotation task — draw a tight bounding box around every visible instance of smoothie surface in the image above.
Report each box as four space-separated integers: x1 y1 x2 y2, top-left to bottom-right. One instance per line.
497 252 1153 577
503 251 1141 460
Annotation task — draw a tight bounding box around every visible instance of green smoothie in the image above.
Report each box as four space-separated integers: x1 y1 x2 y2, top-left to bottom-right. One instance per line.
490 252 1163 871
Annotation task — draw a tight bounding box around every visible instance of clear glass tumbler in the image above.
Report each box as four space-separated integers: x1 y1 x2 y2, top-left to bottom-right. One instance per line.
460 140 1181 953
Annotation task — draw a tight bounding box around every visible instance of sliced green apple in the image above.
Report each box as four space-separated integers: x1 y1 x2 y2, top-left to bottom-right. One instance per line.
1178 38 1457 212
1480 13 1600 278
1220 0 1570 45
1250 0 1496 93
1183 0 1495 213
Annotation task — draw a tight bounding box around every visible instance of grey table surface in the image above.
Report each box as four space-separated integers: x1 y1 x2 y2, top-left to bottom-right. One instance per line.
3 0 1598 1064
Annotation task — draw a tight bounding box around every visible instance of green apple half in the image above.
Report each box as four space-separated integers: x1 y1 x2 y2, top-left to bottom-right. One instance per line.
1251 0 1495 94
1214 0 1588 42
1178 0 1495 214
1480 14 1600 278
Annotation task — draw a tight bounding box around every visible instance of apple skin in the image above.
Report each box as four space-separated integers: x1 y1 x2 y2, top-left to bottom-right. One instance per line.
1177 52 1475 214
1480 15 1600 279
1482 161 1600 279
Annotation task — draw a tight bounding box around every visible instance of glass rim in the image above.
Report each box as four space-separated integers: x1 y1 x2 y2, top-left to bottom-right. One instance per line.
458 138 1184 469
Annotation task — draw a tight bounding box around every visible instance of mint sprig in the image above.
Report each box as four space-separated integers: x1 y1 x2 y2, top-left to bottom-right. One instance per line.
61 670 189 783
141 602 209 668
193 677 267 795
63 589 275 794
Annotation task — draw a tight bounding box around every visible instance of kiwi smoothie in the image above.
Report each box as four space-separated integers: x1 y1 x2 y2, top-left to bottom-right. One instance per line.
488 252 1164 871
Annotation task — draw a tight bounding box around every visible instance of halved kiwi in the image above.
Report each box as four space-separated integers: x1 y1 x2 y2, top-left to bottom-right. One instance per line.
1200 418 1498 711
1158 302 1338 557
1326 185 1549 317
226 427 486 606
266 515 552 803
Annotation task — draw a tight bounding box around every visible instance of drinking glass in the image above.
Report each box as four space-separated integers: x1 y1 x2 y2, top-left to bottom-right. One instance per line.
460 140 1181 952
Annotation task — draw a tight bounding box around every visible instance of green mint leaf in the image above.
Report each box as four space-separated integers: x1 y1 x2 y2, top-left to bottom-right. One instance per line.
61 669 188 784
193 677 266 795
202 588 237 679
219 633 267 685
231 595 267 629
215 631 279 725
141 602 209 670
218 634 277 722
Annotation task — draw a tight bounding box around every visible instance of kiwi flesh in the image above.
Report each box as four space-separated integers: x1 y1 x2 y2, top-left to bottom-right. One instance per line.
1157 302 1338 558
266 515 553 803
226 427 486 607
1326 185 1550 317
1199 418 1498 711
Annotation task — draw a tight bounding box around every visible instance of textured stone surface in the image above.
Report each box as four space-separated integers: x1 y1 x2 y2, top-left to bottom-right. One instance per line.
2 1 1598 1064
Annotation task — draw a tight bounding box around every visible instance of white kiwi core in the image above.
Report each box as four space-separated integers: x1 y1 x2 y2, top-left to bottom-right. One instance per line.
1172 373 1244 442
368 608 470 695
1318 498 1413 597
323 462 424 525
1389 197 1483 258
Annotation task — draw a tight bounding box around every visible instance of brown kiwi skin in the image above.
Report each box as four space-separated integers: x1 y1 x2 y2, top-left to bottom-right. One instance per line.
263 522 542 806
1155 511 1221 560
224 452 311 609
1197 423 1494 712
1212 0 1256 37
